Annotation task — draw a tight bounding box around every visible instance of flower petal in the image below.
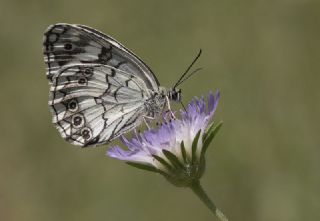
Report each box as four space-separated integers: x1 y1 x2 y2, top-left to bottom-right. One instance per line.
107 91 221 174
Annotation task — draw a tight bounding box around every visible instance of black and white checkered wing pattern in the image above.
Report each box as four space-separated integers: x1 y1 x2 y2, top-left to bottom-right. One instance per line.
43 23 160 91
43 23 166 147
49 64 150 146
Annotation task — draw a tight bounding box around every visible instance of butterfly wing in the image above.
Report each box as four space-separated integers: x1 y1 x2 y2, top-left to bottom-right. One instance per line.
43 23 160 91
43 23 164 147
49 64 150 147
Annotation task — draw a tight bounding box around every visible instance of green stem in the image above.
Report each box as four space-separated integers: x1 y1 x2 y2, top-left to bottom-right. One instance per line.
190 181 228 221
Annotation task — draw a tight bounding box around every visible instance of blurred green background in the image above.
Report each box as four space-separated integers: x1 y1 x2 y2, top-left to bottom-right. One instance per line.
0 0 319 220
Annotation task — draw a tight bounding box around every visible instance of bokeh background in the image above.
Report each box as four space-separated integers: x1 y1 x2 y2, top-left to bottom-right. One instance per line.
0 0 319 220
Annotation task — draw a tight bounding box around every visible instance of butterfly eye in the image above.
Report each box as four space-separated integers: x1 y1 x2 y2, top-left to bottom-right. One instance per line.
72 114 85 128
64 43 73 50
81 128 92 140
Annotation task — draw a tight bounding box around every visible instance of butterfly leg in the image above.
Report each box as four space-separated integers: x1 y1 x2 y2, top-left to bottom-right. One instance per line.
143 115 155 129
165 96 176 120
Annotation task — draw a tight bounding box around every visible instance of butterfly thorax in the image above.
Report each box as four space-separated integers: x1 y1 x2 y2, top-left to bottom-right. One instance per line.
144 90 166 118
144 87 182 118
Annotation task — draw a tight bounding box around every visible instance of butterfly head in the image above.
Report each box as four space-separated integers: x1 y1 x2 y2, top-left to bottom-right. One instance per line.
168 49 202 104
158 87 182 102
167 88 182 102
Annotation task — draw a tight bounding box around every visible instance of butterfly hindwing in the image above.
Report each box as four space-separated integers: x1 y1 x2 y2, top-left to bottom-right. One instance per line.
49 64 148 146
43 23 160 90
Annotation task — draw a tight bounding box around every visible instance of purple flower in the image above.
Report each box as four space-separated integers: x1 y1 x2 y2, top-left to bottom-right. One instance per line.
107 91 228 221
107 91 222 186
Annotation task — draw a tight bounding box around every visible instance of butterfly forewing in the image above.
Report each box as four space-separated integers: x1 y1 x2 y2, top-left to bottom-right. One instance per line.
43 23 159 90
43 23 167 147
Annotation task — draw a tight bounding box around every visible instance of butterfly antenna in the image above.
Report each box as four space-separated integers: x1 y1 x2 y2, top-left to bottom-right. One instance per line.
173 49 202 89
175 67 203 87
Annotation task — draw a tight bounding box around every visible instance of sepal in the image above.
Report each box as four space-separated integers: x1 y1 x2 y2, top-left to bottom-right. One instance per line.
126 162 159 173
201 121 223 158
191 130 202 164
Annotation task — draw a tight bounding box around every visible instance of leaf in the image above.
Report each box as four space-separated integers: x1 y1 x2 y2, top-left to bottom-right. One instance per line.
180 141 187 163
203 122 215 141
162 149 184 169
153 154 173 171
191 130 202 164
126 162 159 173
201 122 223 157
203 121 223 141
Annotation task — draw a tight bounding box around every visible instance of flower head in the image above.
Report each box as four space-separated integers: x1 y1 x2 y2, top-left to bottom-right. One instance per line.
107 91 222 187
107 90 228 221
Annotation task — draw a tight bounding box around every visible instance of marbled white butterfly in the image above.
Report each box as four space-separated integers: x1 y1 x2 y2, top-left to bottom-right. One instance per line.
43 23 200 147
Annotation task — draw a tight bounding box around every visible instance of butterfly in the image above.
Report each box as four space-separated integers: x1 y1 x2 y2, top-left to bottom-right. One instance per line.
43 23 201 147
